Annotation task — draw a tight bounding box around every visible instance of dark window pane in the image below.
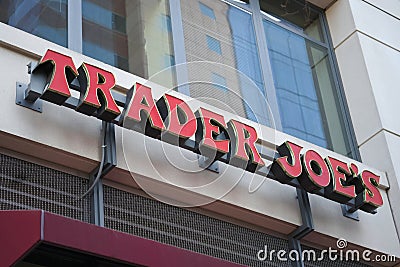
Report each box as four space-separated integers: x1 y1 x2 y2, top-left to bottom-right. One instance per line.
82 0 176 89
264 20 353 157
308 44 353 157
259 0 324 42
0 0 67 47
199 2 216 19
163 54 175 68
181 0 271 126
161 14 172 32
206 35 222 54
82 0 128 71
212 72 227 92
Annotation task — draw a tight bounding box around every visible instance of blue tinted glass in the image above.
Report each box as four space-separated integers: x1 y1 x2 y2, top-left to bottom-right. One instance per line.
161 14 172 32
263 20 328 148
83 1 113 29
206 35 222 54
0 0 67 47
82 1 126 33
164 54 175 68
199 2 216 19
212 73 227 91
81 0 176 90
182 1 270 126
84 42 115 66
82 0 130 72
228 7 268 125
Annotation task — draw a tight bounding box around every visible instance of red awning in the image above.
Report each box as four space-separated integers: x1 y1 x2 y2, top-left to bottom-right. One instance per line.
0 210 244 267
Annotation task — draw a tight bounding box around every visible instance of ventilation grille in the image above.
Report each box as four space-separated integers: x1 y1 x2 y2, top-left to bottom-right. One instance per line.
0 153 374 267
103 185 290 267
0 153 91 222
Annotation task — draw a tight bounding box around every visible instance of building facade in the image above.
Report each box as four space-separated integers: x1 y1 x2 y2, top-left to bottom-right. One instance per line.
0 0 399 266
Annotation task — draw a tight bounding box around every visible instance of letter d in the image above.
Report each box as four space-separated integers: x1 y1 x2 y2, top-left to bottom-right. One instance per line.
257 245 268 261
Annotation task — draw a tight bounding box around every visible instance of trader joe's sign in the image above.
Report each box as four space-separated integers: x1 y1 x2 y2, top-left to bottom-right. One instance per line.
24 49 383 213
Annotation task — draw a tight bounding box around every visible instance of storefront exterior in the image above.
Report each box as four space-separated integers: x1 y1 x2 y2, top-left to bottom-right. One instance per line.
0 0 399 266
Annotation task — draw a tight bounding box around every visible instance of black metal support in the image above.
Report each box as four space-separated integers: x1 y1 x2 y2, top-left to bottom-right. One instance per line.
288 189 314 267
18 62 119 226
101 121 117 175
288 238 304 267
90 121 117 226
197 155 219 173
15 82 43 112
90 174 104 226
341 203 360 221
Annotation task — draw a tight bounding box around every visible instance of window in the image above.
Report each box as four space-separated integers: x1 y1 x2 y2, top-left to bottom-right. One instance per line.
260 0 354 157
161 14 172 32
199 2 215 19
0 0 357 157
264 21 328 147
179 0 355 157
82 0 128 72
164 54 175 68
0 0 67 47
181 0 271 127
212 73 227 92
82 0 125 33
206 35 222 55
259 0 325 42
81 0 176 89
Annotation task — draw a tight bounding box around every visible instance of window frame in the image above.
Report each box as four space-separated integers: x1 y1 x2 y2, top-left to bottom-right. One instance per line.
205 35 222 55
64 0 360 160
199 2 216 20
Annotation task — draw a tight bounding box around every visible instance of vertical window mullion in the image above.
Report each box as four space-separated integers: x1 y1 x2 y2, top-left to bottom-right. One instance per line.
249 0 282 131
169 0 190 95
68 0 83 53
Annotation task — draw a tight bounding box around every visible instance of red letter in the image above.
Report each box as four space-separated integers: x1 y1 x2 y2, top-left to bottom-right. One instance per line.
195 108 229 160
34 49 78 104
299 150 330 192
157 94 196 145
356 170 383 212
227 120 264 172
76 63 120 121
325 157 356 203
271 141 303 184
123 83 165 137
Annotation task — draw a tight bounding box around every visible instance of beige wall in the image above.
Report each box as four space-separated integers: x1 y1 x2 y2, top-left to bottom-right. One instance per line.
327 0 400 250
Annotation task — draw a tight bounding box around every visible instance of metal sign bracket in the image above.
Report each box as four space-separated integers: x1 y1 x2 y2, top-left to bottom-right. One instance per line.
15 82 43 113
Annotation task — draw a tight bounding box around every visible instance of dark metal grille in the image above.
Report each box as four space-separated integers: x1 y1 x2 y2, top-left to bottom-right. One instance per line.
103 185 291 267
0 153 377 266
0 153 91 222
